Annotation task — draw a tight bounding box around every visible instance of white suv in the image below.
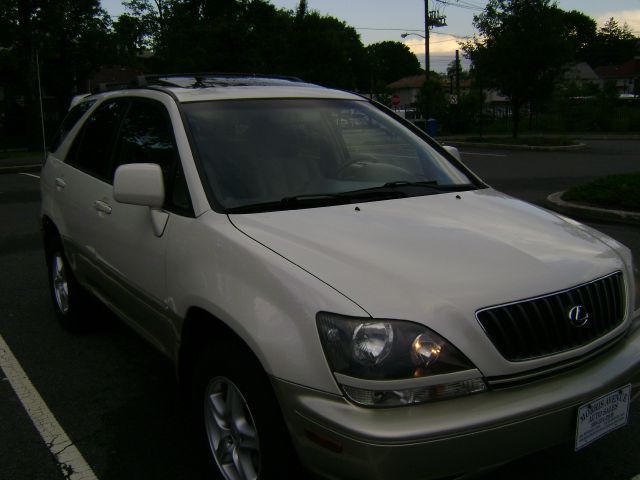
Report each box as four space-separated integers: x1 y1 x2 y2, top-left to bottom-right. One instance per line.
41 74 640 480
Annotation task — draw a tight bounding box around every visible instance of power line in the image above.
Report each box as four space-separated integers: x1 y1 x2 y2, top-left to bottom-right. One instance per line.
355 27 468 39
435 0 483 11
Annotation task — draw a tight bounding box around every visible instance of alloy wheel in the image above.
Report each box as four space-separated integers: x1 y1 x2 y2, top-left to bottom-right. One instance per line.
204 376 261 480
52 253 69 315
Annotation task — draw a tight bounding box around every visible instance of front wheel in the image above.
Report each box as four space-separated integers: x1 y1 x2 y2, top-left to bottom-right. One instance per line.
193 340 301 480
204 376 261 479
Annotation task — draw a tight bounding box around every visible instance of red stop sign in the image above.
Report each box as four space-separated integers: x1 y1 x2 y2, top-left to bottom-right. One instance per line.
391 94 400 106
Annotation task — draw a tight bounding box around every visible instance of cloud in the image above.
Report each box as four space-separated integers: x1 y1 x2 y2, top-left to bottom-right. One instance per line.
403 34 463 56
596 9 640 33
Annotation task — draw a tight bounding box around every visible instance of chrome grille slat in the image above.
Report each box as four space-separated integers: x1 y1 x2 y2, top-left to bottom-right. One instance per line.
477 272 626 362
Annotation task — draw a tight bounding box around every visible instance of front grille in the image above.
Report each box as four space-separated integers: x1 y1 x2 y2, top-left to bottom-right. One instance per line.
477 272 626 362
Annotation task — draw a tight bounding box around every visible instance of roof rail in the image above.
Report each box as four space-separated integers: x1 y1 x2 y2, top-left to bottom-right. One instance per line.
142 72 304 85
88 72 305 95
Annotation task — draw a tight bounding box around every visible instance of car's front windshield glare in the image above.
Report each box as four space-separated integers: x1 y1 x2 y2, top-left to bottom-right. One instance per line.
183 99 475 211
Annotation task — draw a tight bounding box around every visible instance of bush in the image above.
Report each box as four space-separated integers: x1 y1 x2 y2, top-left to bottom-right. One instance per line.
563 173 640 211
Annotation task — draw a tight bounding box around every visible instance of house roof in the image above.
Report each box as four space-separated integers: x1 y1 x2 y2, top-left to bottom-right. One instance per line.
564 62 599 82
595 58 640 79
387 74 427 89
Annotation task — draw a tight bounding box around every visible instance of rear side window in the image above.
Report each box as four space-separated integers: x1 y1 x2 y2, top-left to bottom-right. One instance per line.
66 99 128 182
49 100 95 153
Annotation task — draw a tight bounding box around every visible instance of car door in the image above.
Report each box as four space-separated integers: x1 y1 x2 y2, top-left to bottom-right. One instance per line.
54 98 129 290
90 96 193 355
56 94 191 355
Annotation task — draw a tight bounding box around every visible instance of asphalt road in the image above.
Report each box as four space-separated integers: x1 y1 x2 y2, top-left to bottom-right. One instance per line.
1 139 639 480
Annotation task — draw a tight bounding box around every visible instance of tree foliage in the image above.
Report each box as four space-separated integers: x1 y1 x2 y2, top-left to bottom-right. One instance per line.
365 41 422 93
2 0 639 147
463 0 578 137
580 18 639 66
0 0 112 147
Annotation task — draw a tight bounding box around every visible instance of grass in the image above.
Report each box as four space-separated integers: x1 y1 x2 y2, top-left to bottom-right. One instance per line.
562 173 640 212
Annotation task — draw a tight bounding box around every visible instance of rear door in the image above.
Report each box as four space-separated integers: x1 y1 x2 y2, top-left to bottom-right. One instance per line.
54 98 129 288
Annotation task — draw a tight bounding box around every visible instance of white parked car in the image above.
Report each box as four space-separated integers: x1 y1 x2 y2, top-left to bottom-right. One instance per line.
41 74 640 480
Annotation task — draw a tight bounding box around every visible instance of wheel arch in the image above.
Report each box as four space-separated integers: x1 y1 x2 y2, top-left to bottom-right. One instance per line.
41 215 60 247
178 307 266 389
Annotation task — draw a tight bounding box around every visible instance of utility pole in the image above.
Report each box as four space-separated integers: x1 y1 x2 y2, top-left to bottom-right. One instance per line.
423 0 447 80
424 0 430 79
455 49 461 99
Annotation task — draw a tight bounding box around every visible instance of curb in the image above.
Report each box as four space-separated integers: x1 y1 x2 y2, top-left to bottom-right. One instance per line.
440 141 587 152
0 164 42 175
546 191 640 226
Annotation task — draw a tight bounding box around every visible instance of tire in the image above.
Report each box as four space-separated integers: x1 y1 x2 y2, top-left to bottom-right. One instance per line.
45 236 93 332
192 338 301 480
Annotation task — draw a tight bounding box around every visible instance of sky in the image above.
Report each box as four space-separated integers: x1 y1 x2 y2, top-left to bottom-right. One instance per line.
101 0 640 72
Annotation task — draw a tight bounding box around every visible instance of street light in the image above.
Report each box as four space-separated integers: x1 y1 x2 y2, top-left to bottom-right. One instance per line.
401 31 429 80
401 32 426 40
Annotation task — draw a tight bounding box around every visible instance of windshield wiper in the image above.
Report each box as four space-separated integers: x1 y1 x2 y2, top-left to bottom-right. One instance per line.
226 183 478 214
383 181 478 191
340 181 476 199
383 180 438 188
226 193 350 214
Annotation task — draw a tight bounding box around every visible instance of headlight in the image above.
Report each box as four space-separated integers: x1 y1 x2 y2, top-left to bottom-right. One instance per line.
317 312 486 407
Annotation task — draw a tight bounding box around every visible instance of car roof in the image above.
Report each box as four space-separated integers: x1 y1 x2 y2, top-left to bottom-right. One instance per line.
87 74 363 103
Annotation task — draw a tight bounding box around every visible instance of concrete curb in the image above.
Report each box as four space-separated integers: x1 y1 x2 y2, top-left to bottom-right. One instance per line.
0 164 42 174
440 141 587 152
546 191 640 226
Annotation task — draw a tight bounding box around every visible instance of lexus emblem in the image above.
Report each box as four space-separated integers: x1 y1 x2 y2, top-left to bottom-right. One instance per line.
568 305 589 327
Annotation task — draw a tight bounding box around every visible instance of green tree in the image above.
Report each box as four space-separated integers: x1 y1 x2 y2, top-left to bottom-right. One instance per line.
0 0 113 148
584 18 638 66
295 0 307 20
366 41 421 94
415 75 448 121
463 0 576 138
562 10 597 61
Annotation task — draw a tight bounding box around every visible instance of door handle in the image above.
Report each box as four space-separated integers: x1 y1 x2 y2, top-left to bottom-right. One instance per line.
55 178 66 190
93 200 112 215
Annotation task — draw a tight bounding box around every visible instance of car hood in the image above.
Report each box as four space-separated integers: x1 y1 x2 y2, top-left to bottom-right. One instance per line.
229 188 625 374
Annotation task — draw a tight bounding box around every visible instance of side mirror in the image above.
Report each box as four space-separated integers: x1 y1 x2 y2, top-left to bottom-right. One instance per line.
443 145 462 162
113 163 165 208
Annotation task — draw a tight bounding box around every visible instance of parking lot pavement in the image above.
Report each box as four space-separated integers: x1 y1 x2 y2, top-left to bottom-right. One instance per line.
0 333 97 480
0 377 66 480
0 173 204 480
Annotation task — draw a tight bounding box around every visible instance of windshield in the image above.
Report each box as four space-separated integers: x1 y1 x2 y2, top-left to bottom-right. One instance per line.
183 98 479 212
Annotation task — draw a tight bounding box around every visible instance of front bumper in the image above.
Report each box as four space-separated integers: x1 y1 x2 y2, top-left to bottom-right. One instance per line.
273 319 640 480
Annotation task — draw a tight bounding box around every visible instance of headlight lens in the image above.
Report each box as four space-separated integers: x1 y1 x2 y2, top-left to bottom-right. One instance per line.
352 322 394 366
317 312 486 406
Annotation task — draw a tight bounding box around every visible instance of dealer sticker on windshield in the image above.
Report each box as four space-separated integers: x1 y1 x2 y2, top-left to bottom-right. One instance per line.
575 384 632 451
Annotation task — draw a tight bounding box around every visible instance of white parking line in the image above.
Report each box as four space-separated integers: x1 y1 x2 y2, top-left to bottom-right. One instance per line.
460 152 508 157
19 173 40 179
0 334 98 480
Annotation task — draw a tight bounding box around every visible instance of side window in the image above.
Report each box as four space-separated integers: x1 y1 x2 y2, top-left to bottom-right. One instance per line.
49 100 95 153
66 99 128 182
113 99 192 215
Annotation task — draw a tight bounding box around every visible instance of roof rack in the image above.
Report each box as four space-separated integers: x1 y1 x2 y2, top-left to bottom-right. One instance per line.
90 72 305 94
